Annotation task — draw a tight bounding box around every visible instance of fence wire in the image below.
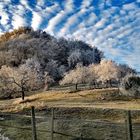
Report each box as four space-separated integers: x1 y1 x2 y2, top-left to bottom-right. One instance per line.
0 108 140 140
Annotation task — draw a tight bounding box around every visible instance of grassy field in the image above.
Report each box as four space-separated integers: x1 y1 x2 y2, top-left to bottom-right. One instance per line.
0 88 140 140
0 88 140 113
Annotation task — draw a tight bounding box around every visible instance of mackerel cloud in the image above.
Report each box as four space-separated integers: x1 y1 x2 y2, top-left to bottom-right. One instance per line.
0 0 140 71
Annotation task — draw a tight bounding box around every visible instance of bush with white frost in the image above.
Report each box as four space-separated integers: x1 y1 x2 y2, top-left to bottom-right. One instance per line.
120 75 140 97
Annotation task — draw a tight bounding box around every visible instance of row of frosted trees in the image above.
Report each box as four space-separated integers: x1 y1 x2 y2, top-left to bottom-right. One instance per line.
60 60 136 90
0 58 136 100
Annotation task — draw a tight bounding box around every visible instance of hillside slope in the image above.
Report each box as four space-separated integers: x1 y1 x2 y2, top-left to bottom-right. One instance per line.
1 88 140 113
0 27 103 81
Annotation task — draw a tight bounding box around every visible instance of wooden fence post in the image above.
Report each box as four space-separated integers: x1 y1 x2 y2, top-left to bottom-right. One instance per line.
126 110 133 140
80 133 83 140
31 106 37 140
51 108 54 140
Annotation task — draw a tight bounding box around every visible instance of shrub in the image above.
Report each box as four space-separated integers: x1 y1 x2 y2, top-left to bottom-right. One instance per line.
120 75 140 97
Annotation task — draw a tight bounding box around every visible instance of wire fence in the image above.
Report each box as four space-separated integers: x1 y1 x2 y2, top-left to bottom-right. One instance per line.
0 107 140 140
49 83 119 91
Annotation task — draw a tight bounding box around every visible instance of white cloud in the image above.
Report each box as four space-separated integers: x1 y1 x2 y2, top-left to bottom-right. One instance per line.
0 12 9 25
44 0 74 35
36 0 45 7
0 28 3 35
105 0 112 7
12 14 27 29
0 0 11 5
82 13 97 27
81 0 93 9
122 32 140 69
0 3 5 10
44 3 60 13
58 6 94 36
31 11 42 30
64 0 75 12
0 1 10 25
45 10 65 35
123 2 137 10
16 5 26 13
94 18 107 29
20 0 29 8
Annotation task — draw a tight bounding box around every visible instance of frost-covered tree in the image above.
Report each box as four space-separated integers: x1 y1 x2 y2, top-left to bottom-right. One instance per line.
87 64 99 87
60 64 89 90
68 50 83 68
0 65 29 100
0 59 43 100
96 60 119 87
44 72 54 91
118 64 136 80
120 75 140 97
0 71 15 99
60 63 100 89
21 58 44 90
68 47 103 69
45 60 59 80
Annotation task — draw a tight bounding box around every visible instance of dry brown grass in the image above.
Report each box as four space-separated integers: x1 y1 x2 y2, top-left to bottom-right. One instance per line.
0 88 140 113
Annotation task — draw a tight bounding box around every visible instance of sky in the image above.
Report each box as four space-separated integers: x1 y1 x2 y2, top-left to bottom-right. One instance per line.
0 0 140 72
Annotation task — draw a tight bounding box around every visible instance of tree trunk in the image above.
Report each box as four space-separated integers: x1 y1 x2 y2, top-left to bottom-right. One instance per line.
75 84 78 91
106 81 108 88
44 84 49 91
21 88 25 100
109 80 112 87
89 83 93 89
9 93 12 99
